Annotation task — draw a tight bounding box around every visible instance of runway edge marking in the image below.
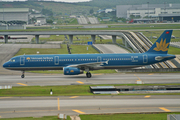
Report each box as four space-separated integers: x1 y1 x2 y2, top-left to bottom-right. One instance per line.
72 110 85 114
159 107 171 112
17 83 28 86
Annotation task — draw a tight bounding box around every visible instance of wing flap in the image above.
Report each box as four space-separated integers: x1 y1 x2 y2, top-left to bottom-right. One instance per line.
67 61 108 69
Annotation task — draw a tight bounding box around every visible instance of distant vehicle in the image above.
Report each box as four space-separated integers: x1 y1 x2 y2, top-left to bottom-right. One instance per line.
128 19 134 23
3 30 175 78
35 20 41 26
0 36 11 39
152 36 157 39
171 35 176 39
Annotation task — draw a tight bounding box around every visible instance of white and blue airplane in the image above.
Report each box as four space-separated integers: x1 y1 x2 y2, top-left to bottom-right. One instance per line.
3 30 175 78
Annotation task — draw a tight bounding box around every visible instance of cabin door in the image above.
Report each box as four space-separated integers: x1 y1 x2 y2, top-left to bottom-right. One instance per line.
54 56 59 65
143 54 148 63
20 57 25 65
97 56 101 62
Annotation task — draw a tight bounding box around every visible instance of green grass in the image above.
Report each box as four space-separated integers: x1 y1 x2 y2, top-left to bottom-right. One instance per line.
139 30 180 43
80 113 180 120
139 30 180 55
168 46 180 55
15 44 98 56
69 18 78 25
1 84 180 97
31 35 65 43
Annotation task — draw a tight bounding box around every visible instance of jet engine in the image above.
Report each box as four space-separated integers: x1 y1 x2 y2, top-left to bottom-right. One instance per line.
63 67 83 75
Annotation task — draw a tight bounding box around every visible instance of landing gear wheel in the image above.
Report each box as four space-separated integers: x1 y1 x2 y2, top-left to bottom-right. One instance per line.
21 71 25 78
21 74 24 78
86 72 91 78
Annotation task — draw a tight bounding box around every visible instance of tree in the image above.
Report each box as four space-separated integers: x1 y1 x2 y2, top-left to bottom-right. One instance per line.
46 19 53 24
42 8 53 17
89 9 94 14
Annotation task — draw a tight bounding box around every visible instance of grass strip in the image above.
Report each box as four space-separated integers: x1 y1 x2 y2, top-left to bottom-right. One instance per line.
80 112 180 120
1 84 180 97
0 113 180 120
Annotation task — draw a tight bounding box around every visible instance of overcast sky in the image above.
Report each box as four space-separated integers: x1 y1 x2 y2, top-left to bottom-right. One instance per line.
1 0 92 2
56 0 91 2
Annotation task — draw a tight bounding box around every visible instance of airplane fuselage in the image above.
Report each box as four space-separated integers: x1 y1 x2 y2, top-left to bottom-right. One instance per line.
3 53 175 71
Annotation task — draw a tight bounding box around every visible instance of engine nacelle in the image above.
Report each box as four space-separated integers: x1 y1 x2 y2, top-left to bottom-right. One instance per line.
63 67 83 75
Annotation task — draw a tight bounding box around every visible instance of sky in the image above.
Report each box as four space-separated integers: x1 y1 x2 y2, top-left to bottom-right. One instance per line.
56 0 91 2
1 0 92 2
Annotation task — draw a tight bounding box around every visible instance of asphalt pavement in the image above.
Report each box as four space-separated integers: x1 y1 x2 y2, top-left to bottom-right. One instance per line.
0 95 180 118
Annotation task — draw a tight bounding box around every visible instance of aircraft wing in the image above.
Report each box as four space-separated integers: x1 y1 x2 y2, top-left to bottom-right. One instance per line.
67 61 109 69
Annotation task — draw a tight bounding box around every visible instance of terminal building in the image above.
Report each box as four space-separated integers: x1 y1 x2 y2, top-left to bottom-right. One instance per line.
0 8 29 24
116 3 180 22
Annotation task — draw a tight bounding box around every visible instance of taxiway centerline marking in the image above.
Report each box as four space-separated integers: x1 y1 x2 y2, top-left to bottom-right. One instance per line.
144 95 151 98
17 83 27 86
134 74 141 81
148 73 154 75
159 107 171 112
70 96 79 98
57 98 60 111
76 81 84 84
72 109 85 114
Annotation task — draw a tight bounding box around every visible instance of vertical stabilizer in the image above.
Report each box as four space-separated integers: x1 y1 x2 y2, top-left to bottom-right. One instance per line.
146 30 172 54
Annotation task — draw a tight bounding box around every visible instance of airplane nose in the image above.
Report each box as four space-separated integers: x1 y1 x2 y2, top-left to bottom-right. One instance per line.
3 62 8 68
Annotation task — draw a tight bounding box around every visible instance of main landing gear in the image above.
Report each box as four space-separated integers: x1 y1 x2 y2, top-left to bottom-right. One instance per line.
21 71 25 78
85 68 91 78
86 72 91 78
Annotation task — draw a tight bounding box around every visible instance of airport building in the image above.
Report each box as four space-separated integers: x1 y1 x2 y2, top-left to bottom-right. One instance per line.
116 3 180 22
0 8 29 24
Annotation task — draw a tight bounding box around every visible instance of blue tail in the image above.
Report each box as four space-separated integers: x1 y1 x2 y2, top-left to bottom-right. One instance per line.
146 30 172 54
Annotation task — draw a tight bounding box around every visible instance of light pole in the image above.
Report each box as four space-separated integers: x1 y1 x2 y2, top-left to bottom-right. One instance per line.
2 4 4 22
164 2 166 13
147 2 149 23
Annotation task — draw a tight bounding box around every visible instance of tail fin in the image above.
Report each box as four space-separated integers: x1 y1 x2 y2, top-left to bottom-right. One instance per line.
146 30 173 54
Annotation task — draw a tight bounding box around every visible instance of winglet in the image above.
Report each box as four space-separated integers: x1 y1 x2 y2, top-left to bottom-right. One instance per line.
145 30 173 54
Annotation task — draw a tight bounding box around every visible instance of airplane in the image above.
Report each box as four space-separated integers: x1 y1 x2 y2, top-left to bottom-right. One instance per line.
3 30 176 78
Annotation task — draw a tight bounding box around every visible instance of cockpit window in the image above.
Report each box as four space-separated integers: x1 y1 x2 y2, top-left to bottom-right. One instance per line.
9 59 15 62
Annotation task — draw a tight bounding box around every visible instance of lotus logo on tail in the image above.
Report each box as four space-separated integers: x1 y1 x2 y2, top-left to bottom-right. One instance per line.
153 39 169 52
